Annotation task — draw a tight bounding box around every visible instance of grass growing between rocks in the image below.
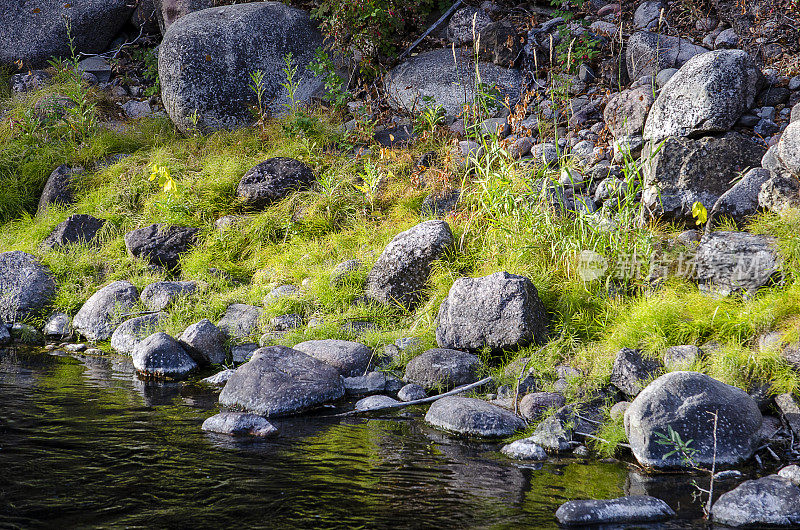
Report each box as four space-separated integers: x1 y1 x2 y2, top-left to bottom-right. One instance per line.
2 77 800 456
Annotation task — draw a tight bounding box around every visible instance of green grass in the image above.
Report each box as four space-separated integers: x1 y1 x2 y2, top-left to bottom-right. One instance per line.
2 62 799 455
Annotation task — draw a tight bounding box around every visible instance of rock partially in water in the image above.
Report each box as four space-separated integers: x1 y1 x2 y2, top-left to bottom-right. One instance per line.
436 271 548 354
0 251 57 322
140 280 197 311
201 369 236 386
179 318 228 365
397 383 427 402
354 395 400 411
292 339 372 377
201 412 277 437
425 396 525 438
711 475 800 528
43 312 72 340
556 496 676 526
132 332 198 379
217 303 263 341
72 281 139 342
219 346 345 417
238 158 315 210
501 438 547 461
624 371 762 468
366 220 454 309
528 410 573 453
404 348 480 391
110 313 166 355
344 372 386 396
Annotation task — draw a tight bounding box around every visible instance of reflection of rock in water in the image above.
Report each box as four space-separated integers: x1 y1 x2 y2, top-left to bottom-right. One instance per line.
626 468 710 521
421 425 528 505
74 354 114 388
132 375 182 406
1 346 58 389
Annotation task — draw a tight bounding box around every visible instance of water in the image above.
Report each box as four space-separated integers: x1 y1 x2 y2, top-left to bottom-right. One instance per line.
0 348 709 528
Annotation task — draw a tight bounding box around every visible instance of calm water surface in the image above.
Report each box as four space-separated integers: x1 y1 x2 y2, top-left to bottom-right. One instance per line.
0 347 711 528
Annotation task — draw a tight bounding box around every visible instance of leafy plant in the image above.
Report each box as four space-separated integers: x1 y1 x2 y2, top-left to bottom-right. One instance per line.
692 201 708 226
308 48 349 109
281 52 301 114
249 69 268 124
414 100 445 135
128 46 160 97
149 164 176 193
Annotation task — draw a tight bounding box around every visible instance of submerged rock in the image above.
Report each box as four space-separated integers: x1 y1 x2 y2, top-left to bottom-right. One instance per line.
424 396 525 438
218 346 345 417
404 348 480 391
201 412 277 437
556 496 676 526
354 395 400 411
711 475 800 528
501 439 547 461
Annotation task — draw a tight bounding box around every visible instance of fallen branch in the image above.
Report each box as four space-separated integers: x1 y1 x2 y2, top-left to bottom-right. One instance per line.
397 0 465 63
333 376 493 417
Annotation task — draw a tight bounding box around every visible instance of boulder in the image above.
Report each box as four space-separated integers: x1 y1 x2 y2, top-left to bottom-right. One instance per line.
446 6 491 44
519 392 566 421
217 303 263 341
776 121 800 176
624 371 763 468
140 280 197 311
343 371 386 395
153 0 216 32
41 214 105 250
72 281 139 342
610 348 662 398
292 339 372 377
500 438 547 461
110 313 166 355
556 496 675 526
436 271 548 354
218 346 346 416
10 323 45 345
710 168 772 224
758 173 800 213
201 412 277 437
641 133 766 223
603 87 655 139
778 465 800 486
633 1 665 29
366 220 454 309
528 410 573 453
236 158 315 210
404 348 480 391
159 3 324 134
124 224 199 270
663 345 701 370
643 50 761 142
0 1 134 70
0 251 57 322
424 396 525 438
43 312 72 339
384 47 522 115
179 318 228 365
626 31 708 81
695 231 781 296
397 383 427 402
354 395 400 411
132 332 198 379
710 476 800 528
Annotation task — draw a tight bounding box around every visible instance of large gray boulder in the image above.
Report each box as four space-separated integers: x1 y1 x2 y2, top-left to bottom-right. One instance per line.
132 332 198 379
0 251 57 322
710 168 772 224
758 173 800 213
776 121 800 176
218 345 346 416
236 158 315 209
72 281 139 341
626 31 708 80
110 312 166 355
217 303 263 341
424 396 525 438
641 133 766 222
41 214 105 250
140 280 197 311
610 348 662 398
404 348 480 391
201 412 278 437
556 496 675 526
292 339 372 377
436 271 548 354
124 224 199 270
643 50 761 142
366 220 454 309
0 1 134 70
603 87 654 139
179 318 227 365
384 47 522 115
711 475 800 528
695 231 781 296
624 371 763 468
159 2 324 134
